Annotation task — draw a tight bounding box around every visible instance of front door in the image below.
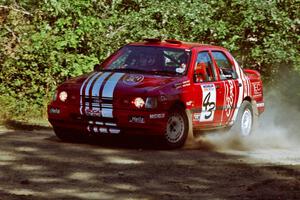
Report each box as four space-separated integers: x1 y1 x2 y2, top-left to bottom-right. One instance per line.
192 51 224 128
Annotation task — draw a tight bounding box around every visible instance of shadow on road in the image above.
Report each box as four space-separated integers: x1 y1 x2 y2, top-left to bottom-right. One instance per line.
3 120 52 131
0 129 299 200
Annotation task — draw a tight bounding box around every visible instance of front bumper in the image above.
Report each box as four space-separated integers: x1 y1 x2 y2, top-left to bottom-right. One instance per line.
48 104 168 136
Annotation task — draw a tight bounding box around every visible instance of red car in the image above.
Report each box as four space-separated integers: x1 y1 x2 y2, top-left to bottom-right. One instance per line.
48 39 264 148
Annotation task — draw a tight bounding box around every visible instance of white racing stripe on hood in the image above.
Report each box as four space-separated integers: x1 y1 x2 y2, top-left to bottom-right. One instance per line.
85 72 102 96
92 72 111 97
101 72 125 118
102 73 125 98
80 72 124 118
80 72 97 115
83 72 103 115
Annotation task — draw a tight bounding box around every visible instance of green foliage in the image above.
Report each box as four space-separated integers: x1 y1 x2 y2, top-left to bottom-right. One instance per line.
0 95 43 121
0 0 299 120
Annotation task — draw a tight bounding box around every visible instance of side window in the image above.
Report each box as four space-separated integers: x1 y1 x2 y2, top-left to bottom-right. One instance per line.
194 52 216 83
212 51 237 80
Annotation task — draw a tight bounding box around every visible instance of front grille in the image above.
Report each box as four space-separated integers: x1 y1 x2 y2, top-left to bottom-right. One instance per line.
83 96 113 104
69 113 120 134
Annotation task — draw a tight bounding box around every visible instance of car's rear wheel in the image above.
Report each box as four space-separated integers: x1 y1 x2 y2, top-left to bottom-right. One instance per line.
163 108 188 149
232 101 254 136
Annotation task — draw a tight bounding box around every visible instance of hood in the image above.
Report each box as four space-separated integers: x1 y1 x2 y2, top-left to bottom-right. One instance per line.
60 71 185 97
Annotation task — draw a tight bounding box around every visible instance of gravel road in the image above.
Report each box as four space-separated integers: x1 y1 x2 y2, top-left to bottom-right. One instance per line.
0 126 299 200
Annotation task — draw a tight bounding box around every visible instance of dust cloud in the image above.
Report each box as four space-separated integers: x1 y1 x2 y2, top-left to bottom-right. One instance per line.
185 88 300 152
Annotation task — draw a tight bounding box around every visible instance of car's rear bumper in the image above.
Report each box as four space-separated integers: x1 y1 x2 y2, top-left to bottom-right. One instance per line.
48 105 168 136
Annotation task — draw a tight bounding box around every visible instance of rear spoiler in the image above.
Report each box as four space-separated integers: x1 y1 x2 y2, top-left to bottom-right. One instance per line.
144 38 161 43
143 38 183 45
243 69 261 78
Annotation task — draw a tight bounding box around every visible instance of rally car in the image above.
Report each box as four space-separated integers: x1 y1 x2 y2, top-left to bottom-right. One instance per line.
48 39 264 148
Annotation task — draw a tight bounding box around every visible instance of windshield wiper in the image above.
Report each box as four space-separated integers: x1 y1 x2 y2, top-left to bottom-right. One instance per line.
113 68 148 73
98 68 181 76
152 70 181 76
97 68 147 73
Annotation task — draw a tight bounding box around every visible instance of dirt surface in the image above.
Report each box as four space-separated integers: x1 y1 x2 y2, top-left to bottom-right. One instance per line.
0 126 299 200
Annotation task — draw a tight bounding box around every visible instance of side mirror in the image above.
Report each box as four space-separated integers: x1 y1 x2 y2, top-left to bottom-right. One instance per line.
219 68 237 79
194 62 208 83
94 64 101 71
194 74 204 83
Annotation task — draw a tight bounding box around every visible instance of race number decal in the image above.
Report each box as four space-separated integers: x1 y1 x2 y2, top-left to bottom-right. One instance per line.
200 84 216 122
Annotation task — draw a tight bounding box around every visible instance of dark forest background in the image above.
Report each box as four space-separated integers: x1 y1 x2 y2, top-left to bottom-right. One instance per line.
0 0 299 121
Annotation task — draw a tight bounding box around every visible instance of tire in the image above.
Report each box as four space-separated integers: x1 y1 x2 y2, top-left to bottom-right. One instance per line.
231 101 254 137
53 127 85 142
163 108 189 149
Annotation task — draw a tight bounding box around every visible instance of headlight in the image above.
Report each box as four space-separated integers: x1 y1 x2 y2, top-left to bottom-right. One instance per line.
59 91 68 102
132 97 145 108
145 97 157 109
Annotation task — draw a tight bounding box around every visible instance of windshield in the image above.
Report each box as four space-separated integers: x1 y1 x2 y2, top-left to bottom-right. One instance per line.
102 46 191 75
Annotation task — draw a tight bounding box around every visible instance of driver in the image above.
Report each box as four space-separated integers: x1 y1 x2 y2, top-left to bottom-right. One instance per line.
139 53 156 67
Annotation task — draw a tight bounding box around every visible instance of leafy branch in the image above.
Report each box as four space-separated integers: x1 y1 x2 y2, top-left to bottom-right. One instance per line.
0 5 33 16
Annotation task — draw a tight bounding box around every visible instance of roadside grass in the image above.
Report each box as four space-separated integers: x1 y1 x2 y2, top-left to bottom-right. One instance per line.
0 95 51 130
2 119 51 131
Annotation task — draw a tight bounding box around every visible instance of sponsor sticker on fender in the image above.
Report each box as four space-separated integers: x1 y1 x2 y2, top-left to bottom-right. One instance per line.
149 113 165 119
123 74 144 85
193 113 201 122
49 108 60 114
129 116 145 123
174 80 190 89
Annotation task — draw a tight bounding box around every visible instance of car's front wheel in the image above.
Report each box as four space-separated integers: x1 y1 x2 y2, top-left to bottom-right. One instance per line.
163 108 188 149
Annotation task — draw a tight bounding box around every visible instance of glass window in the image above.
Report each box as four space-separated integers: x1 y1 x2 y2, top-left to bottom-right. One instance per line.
212 51 237 80
103 46 190 75
194 52 216 83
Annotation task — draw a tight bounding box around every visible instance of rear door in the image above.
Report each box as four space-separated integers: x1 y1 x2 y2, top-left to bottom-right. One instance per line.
211 51 240 125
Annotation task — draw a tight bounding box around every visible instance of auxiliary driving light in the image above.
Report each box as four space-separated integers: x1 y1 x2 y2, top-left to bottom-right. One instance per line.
132 97 145 108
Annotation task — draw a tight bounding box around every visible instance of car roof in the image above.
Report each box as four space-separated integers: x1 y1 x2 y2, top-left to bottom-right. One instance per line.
128 39 227 51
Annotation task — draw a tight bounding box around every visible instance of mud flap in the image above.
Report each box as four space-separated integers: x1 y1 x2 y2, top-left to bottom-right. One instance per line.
184 109 194 146
251 101 259 132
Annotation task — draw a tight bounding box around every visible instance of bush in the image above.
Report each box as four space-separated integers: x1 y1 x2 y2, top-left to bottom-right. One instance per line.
0 95 43 122
0 0 299 120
